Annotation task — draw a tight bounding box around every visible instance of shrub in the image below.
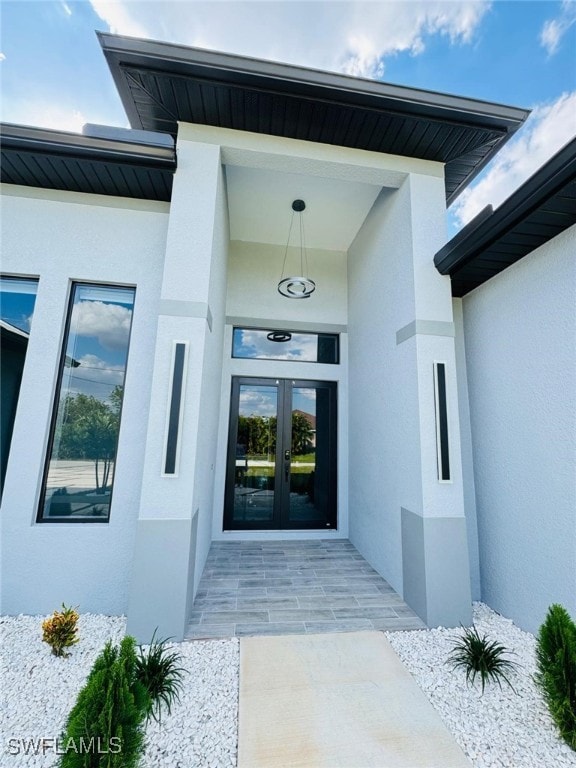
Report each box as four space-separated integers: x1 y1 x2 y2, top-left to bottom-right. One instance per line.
535 604 576 750
135 631 186 724
42 604 79 657
447 624 518 694
59 636 150 768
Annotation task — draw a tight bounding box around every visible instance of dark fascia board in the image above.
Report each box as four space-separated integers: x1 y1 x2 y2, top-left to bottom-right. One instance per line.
435 137 576 276
97 32 529 206
0 122 176 170
98 31 528 133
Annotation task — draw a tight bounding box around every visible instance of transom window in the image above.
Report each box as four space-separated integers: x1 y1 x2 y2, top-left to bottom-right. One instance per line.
232 328 339 364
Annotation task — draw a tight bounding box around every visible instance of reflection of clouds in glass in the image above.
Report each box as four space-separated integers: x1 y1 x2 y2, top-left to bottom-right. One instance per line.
239 388 277 417
68 354 125 400
71 301 132 350
293 388 316 416
238 330 318 361
296 388 315 401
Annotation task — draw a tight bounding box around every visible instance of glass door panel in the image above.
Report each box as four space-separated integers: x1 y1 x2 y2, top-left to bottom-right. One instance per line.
225 378 337 530
230 382 279 526
285 384 336 528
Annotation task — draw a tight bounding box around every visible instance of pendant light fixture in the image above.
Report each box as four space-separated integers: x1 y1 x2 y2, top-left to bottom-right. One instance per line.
277 199 316 299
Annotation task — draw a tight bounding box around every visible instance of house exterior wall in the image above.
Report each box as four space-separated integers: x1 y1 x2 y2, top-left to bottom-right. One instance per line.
126 139 229 642
453 299 481 599
0 186 168 615
347 174 472 627
1 123 477 637
462 224 576 633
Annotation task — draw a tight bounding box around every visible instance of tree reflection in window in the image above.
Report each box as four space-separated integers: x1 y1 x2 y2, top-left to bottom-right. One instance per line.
38 284 135 522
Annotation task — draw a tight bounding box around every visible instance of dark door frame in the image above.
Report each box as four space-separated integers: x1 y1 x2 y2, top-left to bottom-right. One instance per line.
223 376 337 531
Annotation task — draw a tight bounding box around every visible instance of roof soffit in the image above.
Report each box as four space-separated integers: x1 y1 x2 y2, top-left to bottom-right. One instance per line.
99 33 529 205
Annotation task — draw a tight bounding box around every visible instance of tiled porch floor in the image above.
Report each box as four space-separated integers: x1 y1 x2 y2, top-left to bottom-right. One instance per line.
186 539 426 639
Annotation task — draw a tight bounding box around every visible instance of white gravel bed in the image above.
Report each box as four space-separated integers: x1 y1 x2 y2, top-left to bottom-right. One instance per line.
386 602 576 768
2 604 575 767
0 614 238 767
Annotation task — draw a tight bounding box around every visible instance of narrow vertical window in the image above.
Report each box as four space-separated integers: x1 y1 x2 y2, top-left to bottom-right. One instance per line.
1 276 38 497
38 284 135 522
433 362 451 482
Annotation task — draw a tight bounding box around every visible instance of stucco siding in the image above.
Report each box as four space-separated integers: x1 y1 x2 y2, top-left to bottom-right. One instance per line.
463 224 576 633
0 190 168 615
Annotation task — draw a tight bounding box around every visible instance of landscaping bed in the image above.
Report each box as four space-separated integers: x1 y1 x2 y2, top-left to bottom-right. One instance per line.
1 603 574 767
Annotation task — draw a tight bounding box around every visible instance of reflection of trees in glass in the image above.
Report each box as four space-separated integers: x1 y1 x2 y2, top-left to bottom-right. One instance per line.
238 415 277 457
237 412 314 456
59 385 123 491
291 412 314 454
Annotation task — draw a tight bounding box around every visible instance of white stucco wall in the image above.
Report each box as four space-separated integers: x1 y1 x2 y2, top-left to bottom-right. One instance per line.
347 174 471 627
0 187 168 615
226 240 347 326
347 183 418 592
462 225 576 633
191 160 230 589
126 139 229 640
453 299 481 599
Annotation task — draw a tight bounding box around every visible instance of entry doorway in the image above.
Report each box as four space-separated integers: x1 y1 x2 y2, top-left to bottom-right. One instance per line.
224 377 337 530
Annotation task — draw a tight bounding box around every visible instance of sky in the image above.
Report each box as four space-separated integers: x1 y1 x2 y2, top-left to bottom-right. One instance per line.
1 0 575 232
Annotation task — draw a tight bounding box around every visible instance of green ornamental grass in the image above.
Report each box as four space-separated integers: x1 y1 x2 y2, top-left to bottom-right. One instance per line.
535 604 576 751
135 631 186 724
447 624 518 694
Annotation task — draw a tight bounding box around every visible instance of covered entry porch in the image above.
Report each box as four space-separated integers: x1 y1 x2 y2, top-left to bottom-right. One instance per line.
186 539 425 639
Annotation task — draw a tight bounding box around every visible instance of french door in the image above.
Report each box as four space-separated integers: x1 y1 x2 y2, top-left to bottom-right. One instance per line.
224 377 337 530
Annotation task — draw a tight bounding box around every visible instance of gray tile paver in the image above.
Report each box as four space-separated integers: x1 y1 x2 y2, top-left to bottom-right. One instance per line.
188 539 425 639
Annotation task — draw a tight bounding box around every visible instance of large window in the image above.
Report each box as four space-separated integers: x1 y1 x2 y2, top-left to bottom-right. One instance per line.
38 283 135 522
232 328 339 364
1 276 38 496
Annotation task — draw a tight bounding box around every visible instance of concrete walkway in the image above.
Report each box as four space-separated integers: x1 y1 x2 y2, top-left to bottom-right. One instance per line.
238 631 471 768
187 540 425 639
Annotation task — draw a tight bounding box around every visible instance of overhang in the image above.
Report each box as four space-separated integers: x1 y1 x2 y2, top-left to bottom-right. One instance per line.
98 32 529 205
0 123 176 201
434 138 576 296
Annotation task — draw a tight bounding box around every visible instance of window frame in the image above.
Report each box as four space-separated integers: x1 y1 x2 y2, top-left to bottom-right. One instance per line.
36 280 136 524
231 326 340 365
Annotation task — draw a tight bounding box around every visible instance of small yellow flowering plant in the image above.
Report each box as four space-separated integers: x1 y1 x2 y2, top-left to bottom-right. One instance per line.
42 604 80 657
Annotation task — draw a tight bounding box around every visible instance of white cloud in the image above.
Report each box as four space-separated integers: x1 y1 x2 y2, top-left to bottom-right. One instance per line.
0 53 6 62
71 301 133 350
89 1 491 80
73 354 126 385
237 329 319 361
451 91 576 229
66 354 125 399
0 100 88 132
90 0 150 38
540 0 576 55
239 389 277 417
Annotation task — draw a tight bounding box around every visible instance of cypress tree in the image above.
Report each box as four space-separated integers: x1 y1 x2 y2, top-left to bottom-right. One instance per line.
59 637 150 768
535 604 576 750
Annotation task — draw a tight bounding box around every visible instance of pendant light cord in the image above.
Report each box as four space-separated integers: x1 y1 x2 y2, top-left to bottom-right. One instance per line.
280 210 296 281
